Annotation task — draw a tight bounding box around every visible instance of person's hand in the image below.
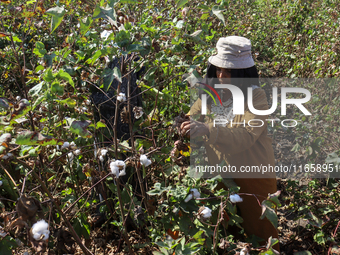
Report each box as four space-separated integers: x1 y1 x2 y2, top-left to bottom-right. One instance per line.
180 120 210 138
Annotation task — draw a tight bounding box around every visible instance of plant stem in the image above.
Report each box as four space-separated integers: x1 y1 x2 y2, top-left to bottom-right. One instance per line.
14 159 93 255
116 178 134 255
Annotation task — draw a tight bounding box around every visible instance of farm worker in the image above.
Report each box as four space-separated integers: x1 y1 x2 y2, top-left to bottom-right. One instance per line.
180 36 279 251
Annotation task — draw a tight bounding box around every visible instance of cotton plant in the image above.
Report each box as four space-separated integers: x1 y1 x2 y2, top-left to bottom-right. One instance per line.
30 220 49 241
110 160 126 177
184 188 200 202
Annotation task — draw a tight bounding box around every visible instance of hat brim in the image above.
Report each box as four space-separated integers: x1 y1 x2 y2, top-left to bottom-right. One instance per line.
208 55 255 69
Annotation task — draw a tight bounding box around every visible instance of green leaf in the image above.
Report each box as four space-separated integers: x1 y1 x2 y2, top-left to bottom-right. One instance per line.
80 16 93 35
69 120 92 138
16 130 63 146
46 6 66 33
260 200 278 229
28 82 44 97
176 0 188 9
0 236 18 255
57 69 74 87
33 42 47 57
73 213 91 239
59 98 76 108
112 66 122 83
96 121 106 129
211 6 225 26
93 5 117 26
43 68 55 82
51 81 64 96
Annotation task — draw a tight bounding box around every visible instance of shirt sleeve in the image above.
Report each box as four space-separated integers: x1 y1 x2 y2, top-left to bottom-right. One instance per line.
205 89 270 155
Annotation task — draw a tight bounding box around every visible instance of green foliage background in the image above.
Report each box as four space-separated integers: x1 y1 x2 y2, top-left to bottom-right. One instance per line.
0 0 340 254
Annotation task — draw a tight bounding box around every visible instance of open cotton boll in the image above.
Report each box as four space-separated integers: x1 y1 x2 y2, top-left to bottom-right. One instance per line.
61 142 69 150
73 149 81 156
229 194 243 203
110 160 126 177
101 149 108 156
31 220 49 241
140 154 152 167
117 93 126 102
0 180 2 186
190 188 200 199
200 207 212 219
70 141 77 150
99 155 104 162
184 193 193 203
67 152 74 163
184 189 200 203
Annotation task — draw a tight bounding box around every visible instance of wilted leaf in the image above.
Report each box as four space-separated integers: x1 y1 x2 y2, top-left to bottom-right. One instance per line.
46 6 66 32
0 133 11 147
28 82 44 97
0 32 9 37
70 120 92 138
0 98 9 110
16 130 63 146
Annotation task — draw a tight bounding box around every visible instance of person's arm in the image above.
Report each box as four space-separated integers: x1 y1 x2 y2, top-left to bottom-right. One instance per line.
205 89 270 155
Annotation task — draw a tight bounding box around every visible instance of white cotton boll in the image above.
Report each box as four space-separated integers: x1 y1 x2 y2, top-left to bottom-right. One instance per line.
61 142 70 150
190 188 200 199
109 162 120 177
2 153 13 160
140 154 152 167
99 155 104 162
67 152 74 162
73 149 81 156
115 160 126 170
110 160 126 177
117 93 126 102
85 99 91 105
0 180 2 186
31 220 49 241
101 149 108 156
184 194 193 203
16 96 21 101
100 30 112 40
70 141 77 150
201 207 212 219
229 194 243 203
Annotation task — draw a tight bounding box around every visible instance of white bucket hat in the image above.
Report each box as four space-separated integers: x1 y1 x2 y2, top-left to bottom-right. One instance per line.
208 36 255 69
